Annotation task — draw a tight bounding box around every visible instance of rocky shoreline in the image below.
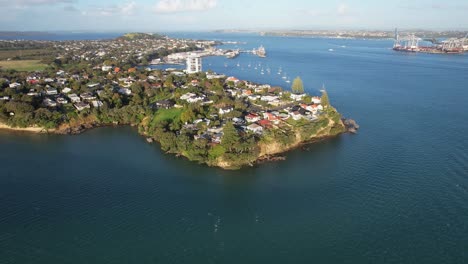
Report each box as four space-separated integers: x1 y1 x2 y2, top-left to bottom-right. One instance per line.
1 118 359 169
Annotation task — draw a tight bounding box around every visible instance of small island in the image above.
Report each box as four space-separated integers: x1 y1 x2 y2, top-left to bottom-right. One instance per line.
0 33 357 169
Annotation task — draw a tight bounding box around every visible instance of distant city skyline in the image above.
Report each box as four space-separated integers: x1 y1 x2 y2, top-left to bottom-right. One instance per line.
1 0 468 31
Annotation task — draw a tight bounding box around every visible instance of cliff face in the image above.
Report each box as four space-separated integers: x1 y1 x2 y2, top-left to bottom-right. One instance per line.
258 116 346 158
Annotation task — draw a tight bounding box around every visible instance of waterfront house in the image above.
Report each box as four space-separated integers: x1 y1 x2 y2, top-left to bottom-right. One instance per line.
155 100 175 109
74 102 90 111
290 93 306 101
246 123 263 134
312 96 321 104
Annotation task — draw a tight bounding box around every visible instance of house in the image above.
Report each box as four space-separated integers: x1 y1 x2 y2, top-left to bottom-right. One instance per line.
263 112 280 124
102 65 113 72
248 95 261 101
258 119 273 128
291 111 303 121
0 96 10 101
87 83 100 88
246 123 263 134
155 100 175 109
44 78 54 83
290 93 306 101
43 98 57 107
27 89 39 96
74 102 90 111
92 100 103 108
61 87 72 94
245 113 261 123
118 88 132 95
56 70 65 75
46 88 58 95
80 92 96 101
311 96 321 104
241 89 253 97
219 106 234 115
68 94 81 103
56 97 68 104
9 82 21 88
226 76 240 85
232 117 245 126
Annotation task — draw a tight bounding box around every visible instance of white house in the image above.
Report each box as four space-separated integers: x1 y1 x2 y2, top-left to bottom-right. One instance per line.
46 88 58 95
118 88 132 95
9 82 21 88
219 106 234 115
311 96 321 104
290 93 306 101
68 94 81 103
102 65 113 72
56 97 68 104
92 100 104 108
246 123 263 134
43 98 57 107
62 87 72 94
74 102 90 111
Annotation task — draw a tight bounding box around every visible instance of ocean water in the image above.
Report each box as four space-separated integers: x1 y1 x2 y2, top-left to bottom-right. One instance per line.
1 33 468 263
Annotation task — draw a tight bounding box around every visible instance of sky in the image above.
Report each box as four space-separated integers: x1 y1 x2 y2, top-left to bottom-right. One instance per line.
1 0 468 32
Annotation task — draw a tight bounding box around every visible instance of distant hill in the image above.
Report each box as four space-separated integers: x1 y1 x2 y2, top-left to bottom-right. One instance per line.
117 33 165 41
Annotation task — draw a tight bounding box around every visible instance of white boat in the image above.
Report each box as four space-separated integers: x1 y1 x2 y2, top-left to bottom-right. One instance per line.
329 48 334 52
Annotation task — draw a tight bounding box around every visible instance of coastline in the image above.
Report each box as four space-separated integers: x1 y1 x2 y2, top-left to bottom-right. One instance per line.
0 122 54 133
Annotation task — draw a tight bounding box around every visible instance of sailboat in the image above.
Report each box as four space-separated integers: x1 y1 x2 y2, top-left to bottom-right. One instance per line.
277 67 282 75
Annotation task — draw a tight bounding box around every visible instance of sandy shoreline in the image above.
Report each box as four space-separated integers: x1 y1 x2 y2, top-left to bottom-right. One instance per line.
0 123 54 133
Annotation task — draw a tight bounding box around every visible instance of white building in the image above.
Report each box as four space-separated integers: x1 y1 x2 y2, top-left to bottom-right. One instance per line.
186 54 202 74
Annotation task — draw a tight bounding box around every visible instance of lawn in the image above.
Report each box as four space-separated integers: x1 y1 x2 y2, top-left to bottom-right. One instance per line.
0 60 48 71
152 108 183 124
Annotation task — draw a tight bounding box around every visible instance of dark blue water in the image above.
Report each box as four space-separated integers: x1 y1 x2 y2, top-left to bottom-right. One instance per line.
1 33 468 263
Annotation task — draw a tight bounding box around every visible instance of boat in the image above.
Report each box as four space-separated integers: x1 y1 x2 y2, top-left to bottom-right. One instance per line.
328 48 334 52
254 45 267 58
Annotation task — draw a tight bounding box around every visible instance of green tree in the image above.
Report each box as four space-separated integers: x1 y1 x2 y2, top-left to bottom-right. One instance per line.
291 76 304 94
321 90 330 107
221 122 240 151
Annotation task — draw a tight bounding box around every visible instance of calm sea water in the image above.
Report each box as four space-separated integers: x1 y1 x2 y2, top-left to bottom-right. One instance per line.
1 33 468 263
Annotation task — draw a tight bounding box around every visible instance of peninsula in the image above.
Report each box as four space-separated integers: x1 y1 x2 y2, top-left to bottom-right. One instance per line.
0 33 356 169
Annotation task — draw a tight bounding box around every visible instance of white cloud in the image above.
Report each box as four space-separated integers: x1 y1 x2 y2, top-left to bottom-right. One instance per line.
337 3 349 16
154 0 217 13
83 1 137 17
121 1 137 16
0 0 74 8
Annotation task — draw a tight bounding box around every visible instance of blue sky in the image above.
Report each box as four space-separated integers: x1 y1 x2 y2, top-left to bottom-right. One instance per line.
1 0 467 31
